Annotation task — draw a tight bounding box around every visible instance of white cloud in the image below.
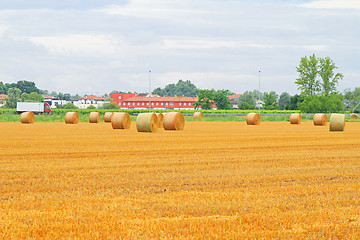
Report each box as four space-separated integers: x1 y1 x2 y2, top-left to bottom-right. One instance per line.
301 0 360 9
25 34 122 56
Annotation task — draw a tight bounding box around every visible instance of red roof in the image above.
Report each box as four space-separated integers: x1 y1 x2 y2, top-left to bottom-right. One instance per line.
42 95 55 99
81 95 106 101
0 94 8 100
125 96 198 102
228 94 241 99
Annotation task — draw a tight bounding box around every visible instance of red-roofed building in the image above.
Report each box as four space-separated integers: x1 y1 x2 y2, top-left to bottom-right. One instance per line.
228 94 241 109
110 93 216 110
0 94 8 107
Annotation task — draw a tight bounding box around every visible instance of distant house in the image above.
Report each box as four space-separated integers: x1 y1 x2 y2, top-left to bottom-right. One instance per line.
110 93 212 110
228 94 241 109
0 94 8 107
72 95 109 109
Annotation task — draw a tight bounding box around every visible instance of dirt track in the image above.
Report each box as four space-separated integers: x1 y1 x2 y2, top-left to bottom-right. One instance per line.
0 121 359 238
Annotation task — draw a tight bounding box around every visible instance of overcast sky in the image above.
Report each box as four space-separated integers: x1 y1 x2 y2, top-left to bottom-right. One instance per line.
0 0 359 95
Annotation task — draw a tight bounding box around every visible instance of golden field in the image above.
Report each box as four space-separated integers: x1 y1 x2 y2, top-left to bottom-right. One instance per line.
0 121 359 239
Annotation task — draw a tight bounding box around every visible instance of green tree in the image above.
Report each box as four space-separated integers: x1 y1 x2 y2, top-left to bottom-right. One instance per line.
153 80 199 97
318 57 343 96
0 82 6 94
298 94 343 113
61 102 78 109
14 80 40 94
87 105 96 109
4 88 21 108
237 90 262 109
20 92 44 102
278 92 291 110
295 54 320 96
214 90 232 110
193 89 215 110
263 91 278 110
296 54 343 97
238 102 256 110
286 94 304 110
98 102 120 109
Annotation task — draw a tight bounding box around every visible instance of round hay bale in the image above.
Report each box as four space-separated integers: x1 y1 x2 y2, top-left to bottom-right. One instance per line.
329 113 346 131
89 112 100 123
313 114 327 126
290 113 301 124
136 113 158 132
20 112 35 124
163 112 185 130
65 112 79 124
246 113 260 125
155 113 164 128
193 112 203 120
104 112 114 123
350 113 358 119
111 112 131 129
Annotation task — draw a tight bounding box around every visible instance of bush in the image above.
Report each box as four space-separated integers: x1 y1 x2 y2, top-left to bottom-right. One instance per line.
298 94 343 113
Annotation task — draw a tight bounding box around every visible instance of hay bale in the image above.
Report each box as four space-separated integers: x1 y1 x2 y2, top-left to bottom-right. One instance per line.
104 112 114 123
350 113 358 119
329 113 346 131
313 114 327 126
155 113 164 128
136 113 158 132
20 112 35 124
193 112 203 120
163 112 185 130
65 112 79 124
89 112 100 123
246 113 260 125
290 113 301 124
111 112 131 129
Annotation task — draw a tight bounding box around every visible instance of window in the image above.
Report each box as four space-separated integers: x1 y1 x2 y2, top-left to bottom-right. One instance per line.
170 101 174 105
179 102 182 106
142 102 144 105
118 96 121 99
132 102 134 105
161 102 163 106
156 102 158 106
166 102 168 105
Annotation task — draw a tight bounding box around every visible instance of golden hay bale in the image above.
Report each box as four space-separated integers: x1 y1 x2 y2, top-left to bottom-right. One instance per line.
313 114 327 126
20 112 35 124
136 113 158 132
155 113 164 128
111 112 131 129
290 113 301 124
246 113 260 125
104 112 114 123
350 113 358 119
163 112 185 130
89 112 100 123
329 113 346 131
65 112 79 124
193 112 203 120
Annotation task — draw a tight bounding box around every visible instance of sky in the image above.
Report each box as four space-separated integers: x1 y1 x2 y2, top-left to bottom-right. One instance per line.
0 0 359 96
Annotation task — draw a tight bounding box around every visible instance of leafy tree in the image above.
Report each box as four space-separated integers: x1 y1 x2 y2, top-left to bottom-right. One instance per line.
87 105 96 109
4 88 21 108
61 102 78 109
295 54 343 97
263 91 278 110
237 90 262 109
318 57 343 96
14 80 40 94
20 92 44 102
286 94 304 110
0 82 6 94
153 80 199 97
296 54 320 96
342 87 360 111
278 92 291 110
298 94 343 113
193 89 215 110
238 102 256 110
98 102 119 109
214 90 232 110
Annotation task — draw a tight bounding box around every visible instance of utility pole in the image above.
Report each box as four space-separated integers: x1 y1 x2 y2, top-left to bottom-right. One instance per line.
149 70 151 112
258 70 261 114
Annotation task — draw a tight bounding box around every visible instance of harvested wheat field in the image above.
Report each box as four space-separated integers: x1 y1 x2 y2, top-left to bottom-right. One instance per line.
0 121 360 239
